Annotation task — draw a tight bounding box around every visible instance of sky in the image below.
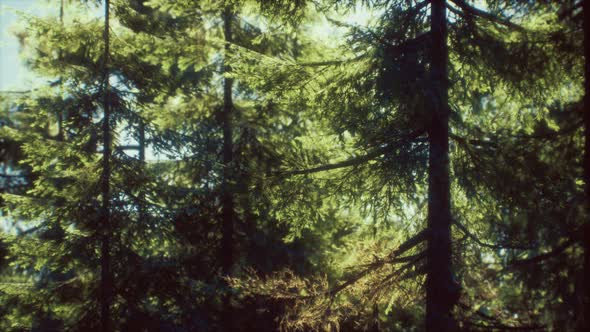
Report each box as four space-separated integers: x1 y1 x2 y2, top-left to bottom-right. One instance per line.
0 0 61 91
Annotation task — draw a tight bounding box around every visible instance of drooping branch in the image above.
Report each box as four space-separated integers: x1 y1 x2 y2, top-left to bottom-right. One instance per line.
281 146 387 176
322 229 428 297
389 228 429 258
277 128 425 176
464 321 546 332
453 219 534 250
251 229 429 302
326 250 427 297
16 225 43 236
325 1 428 45
0 90 33 95
449 0 525 31
450 119 583 148
458 302 547 331
0 174 27 179
508 239 576 268
327 13 430 50
509 120 584 140
297 55 365 67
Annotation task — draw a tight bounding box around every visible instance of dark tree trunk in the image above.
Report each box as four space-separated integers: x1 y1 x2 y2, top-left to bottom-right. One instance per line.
138 121 145 162
426 1 458 331
138 121 146 224
580 1 590 331
221 5 234 282
100 1 112 331
57 0 64 142
370 303 380 332
221 7 235 329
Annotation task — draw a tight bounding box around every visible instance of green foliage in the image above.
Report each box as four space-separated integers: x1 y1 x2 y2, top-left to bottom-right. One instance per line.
0 0 586 331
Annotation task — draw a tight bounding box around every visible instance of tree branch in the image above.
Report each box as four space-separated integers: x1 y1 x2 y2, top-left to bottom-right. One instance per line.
453 219 534 250
449 0 525 31
277 129 425 176
325 230 428 297
389 228 429 259
297 55 365 67
508 239 575 268
459 302 546 331
325 1 428 47
0 174 27 179
282 147 386 176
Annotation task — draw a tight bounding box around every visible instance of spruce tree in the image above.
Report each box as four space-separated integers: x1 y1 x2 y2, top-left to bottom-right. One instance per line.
0 1 188 329
109 0 348 329
0 1 583 331
228 1 576 330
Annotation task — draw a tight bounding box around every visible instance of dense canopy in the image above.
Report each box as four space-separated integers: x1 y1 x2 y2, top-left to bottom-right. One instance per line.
0 0 588 331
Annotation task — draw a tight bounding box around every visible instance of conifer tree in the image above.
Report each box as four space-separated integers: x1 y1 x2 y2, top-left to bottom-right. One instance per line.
104 0 348 329
228 1 577 330
0 1 191 329
0 1 584 331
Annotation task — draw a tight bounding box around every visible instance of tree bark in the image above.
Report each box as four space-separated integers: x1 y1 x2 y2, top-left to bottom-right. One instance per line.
138 121 145 162
100 1 112 331
580 1 590 330
138 121 147 224
221 5 234 282
221 7 235 329
57 0 64 142
426 1 458 331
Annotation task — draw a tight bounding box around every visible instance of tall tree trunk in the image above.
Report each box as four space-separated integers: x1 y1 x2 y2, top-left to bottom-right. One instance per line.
57 0 64 141
100 1 112 331
221 7 234 278
221 7 235 329
138 122 145 162
426 1 458 331
138 121 146 224
580 1 590 331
